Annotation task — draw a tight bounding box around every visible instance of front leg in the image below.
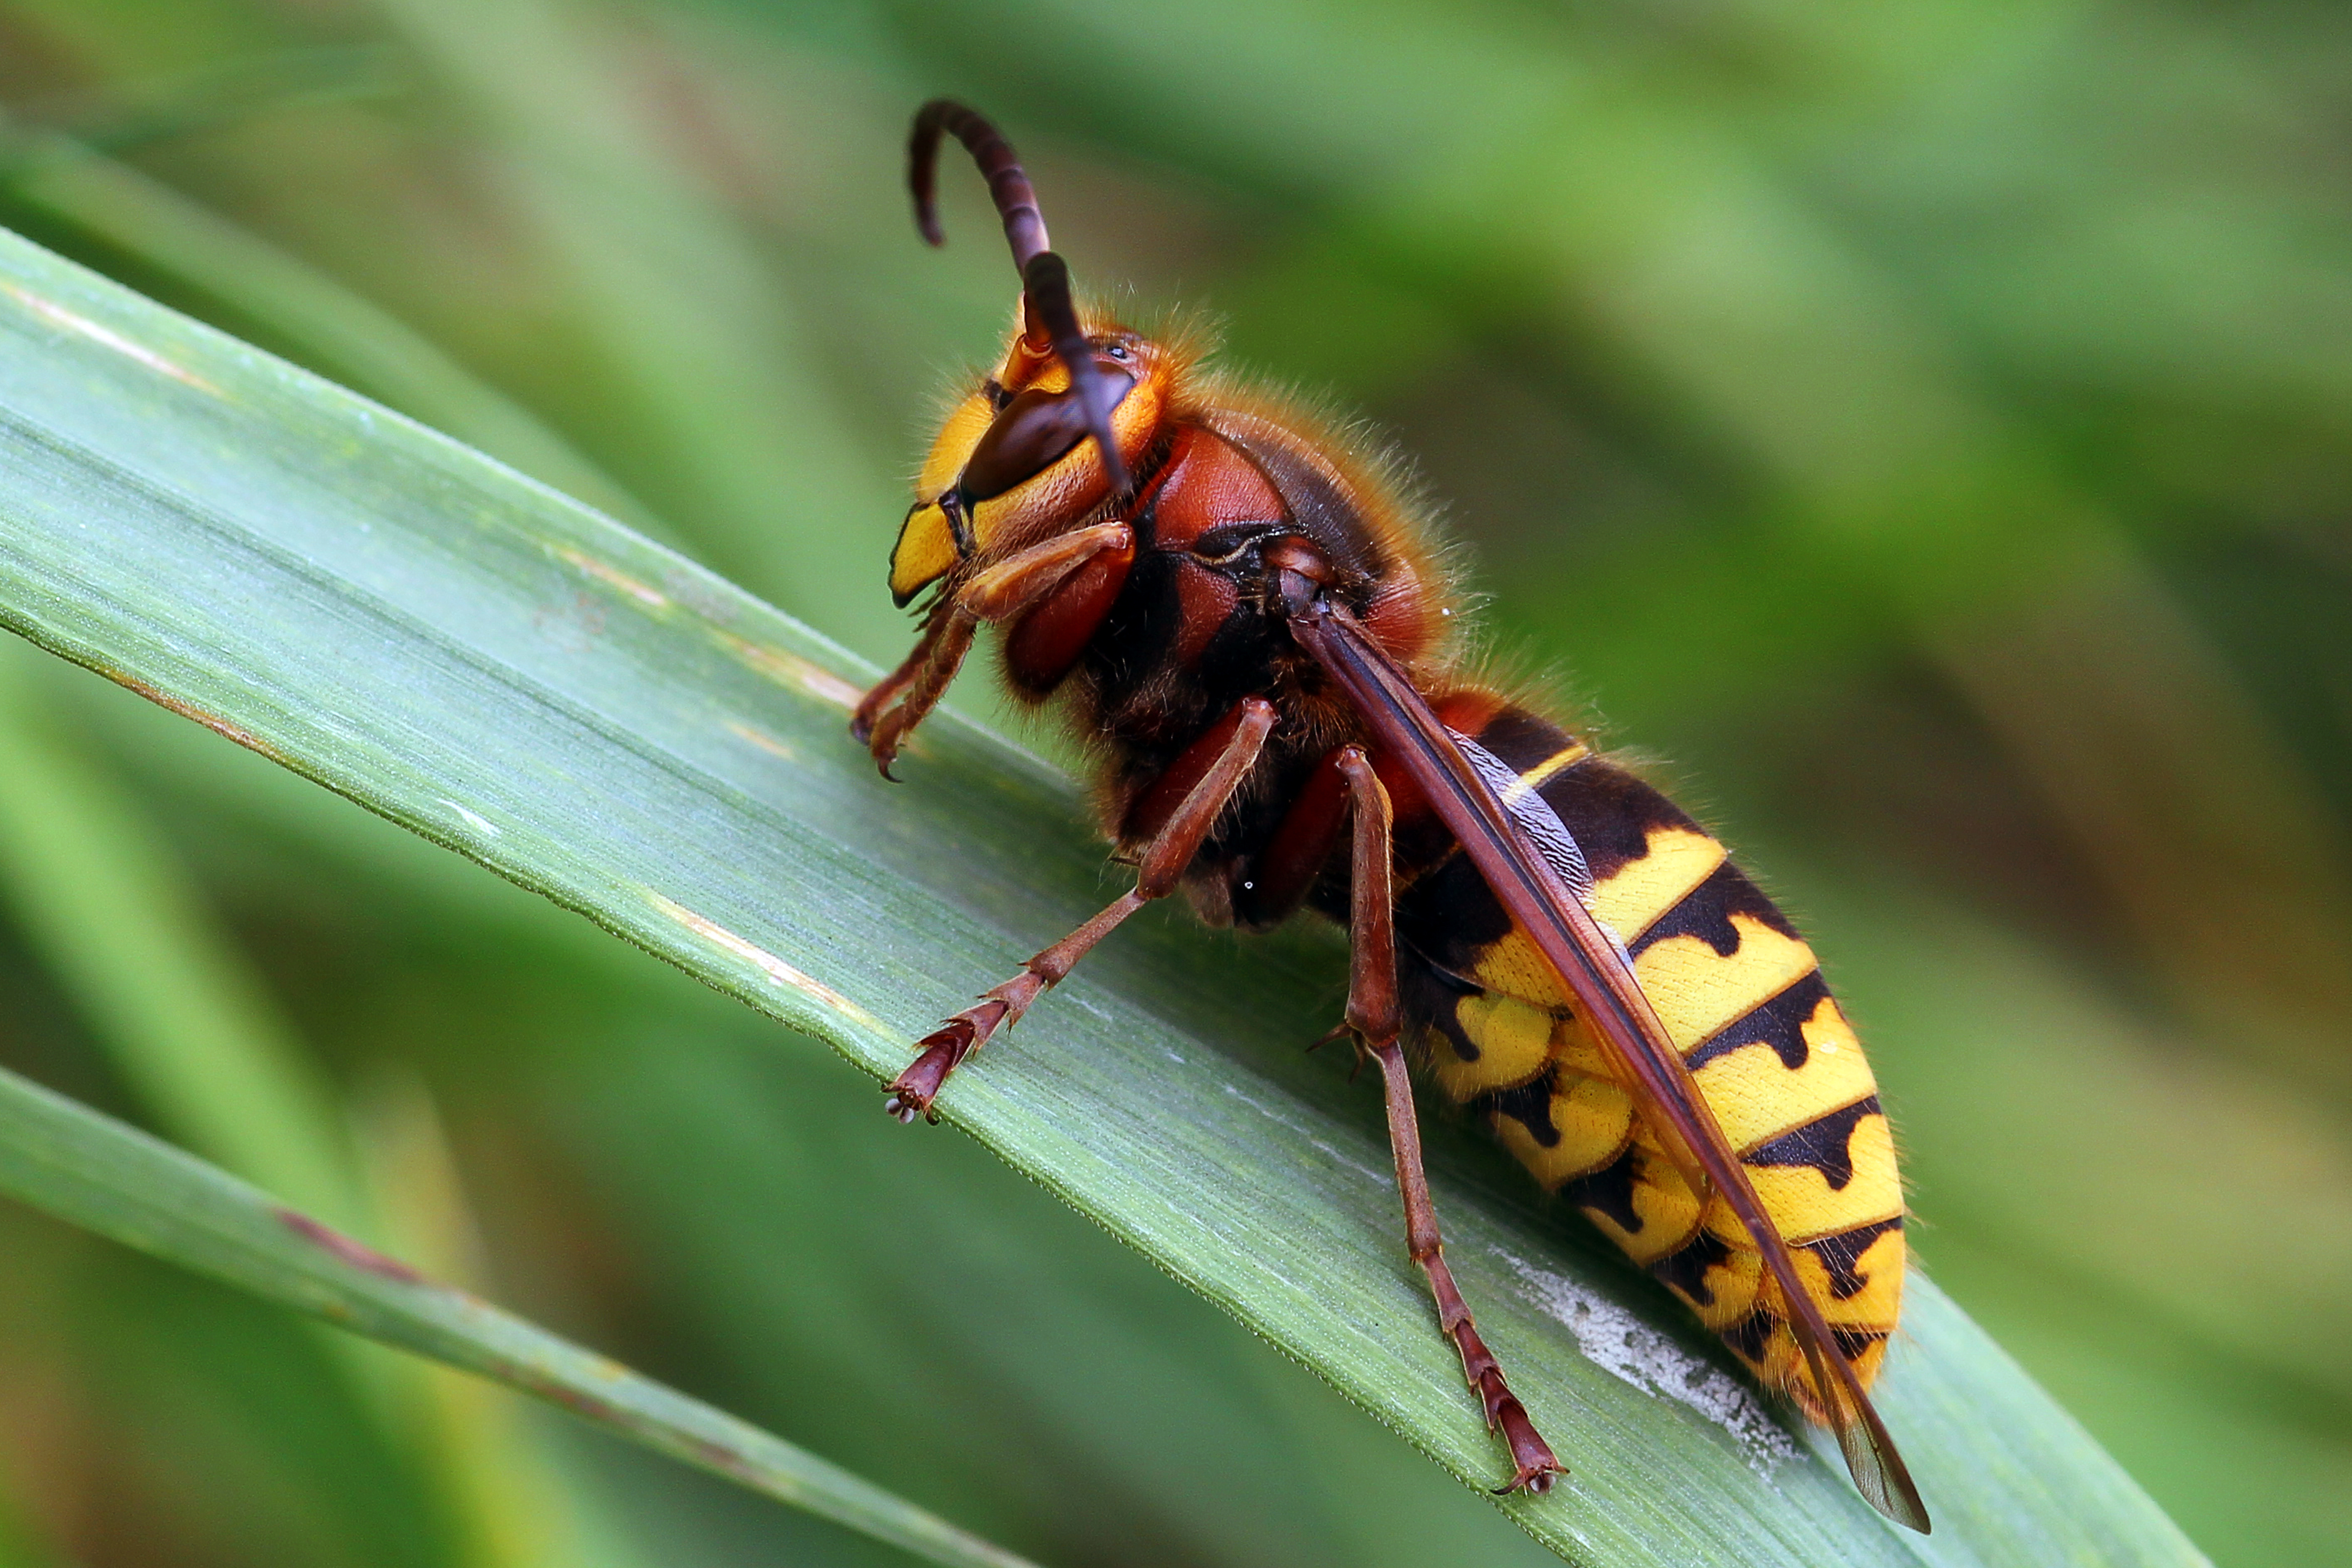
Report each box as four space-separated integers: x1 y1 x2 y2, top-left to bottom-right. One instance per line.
1335 747 1566 1496
884 696 1275 1122
854 523 1133 776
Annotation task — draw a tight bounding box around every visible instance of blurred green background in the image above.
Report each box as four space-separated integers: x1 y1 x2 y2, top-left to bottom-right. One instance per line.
0 0 2346 1563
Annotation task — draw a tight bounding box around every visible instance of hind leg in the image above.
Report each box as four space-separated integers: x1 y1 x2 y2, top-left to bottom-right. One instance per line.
1334 746 1566 1494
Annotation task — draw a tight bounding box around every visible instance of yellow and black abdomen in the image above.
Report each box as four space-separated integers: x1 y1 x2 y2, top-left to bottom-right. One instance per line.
1391 702 1906 1414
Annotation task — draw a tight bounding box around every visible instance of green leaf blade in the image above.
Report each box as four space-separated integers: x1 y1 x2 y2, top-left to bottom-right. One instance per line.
0 223 2206 1566
0 1054 1034 1568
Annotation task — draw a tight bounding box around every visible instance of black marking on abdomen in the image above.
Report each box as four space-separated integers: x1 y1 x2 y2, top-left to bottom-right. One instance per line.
1537 755 1701 886
1685 970 1830 1072
1399 954 1484 1065
1459 706 1698 887
1722 1309 1773 1362
1803 1216 1903 1302
1394 846 1514 977
1485 1077 1559 1147
1833 1327 1887 1359
1627 858 1798 959
1650 1228 1734 1309
1470 707 1571 773
1744 1095 1882 1191
1567 1148 1644 1235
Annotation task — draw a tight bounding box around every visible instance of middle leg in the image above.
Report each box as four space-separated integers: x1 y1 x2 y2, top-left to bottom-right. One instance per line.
1335 746 1566 1495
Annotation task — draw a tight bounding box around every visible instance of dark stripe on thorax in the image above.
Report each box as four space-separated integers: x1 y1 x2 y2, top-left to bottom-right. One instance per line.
1212 419 1387 580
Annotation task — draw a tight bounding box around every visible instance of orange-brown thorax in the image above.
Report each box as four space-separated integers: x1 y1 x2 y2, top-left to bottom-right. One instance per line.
892 311 1457 915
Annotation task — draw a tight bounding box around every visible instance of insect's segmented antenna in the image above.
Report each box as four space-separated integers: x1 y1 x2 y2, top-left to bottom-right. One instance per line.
907 99 1131 493
909 99 1049 265
1015 252 1127 491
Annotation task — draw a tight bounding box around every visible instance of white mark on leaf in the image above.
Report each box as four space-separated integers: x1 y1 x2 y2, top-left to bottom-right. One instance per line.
1499 1251 1798 1471
437 799 500 837
556 544 669 609
720 635 864 710
648 892 884 1034
1220 1084 1389 1188
725 719 797 763
1 282 218 393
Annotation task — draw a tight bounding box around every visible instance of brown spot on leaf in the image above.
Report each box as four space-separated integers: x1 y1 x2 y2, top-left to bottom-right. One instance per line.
276 1209 425 1285
687 1436 761 1483
524 1376 620 1425
100 669 282 760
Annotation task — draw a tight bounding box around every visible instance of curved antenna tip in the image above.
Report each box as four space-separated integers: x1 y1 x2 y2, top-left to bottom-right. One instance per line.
906 100 1050 270
912 110 1125 492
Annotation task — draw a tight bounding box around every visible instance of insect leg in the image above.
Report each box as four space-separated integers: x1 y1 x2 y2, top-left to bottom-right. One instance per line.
1335 746 1567 1496
958 522 1132 620
885 694 1274 1122
852 600 957 754
857 523 1133 776
853 608 974 781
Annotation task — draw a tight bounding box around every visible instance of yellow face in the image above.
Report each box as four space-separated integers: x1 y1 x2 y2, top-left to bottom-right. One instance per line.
888 321 1166 605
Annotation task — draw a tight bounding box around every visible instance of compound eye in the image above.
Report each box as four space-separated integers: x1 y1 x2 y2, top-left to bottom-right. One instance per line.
958 371 1136 503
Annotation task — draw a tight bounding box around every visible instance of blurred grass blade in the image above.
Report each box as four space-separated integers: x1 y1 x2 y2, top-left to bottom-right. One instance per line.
0 646 364 1232
0 115 660 533
0 1055 1037 1568
354 1065 652 1568
0 227 2207 1565
9 45 408 161
0 640 647 1568
368 0 905 643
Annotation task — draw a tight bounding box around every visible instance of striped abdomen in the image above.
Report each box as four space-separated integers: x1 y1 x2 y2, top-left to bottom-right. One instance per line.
1390 700 1905 1413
